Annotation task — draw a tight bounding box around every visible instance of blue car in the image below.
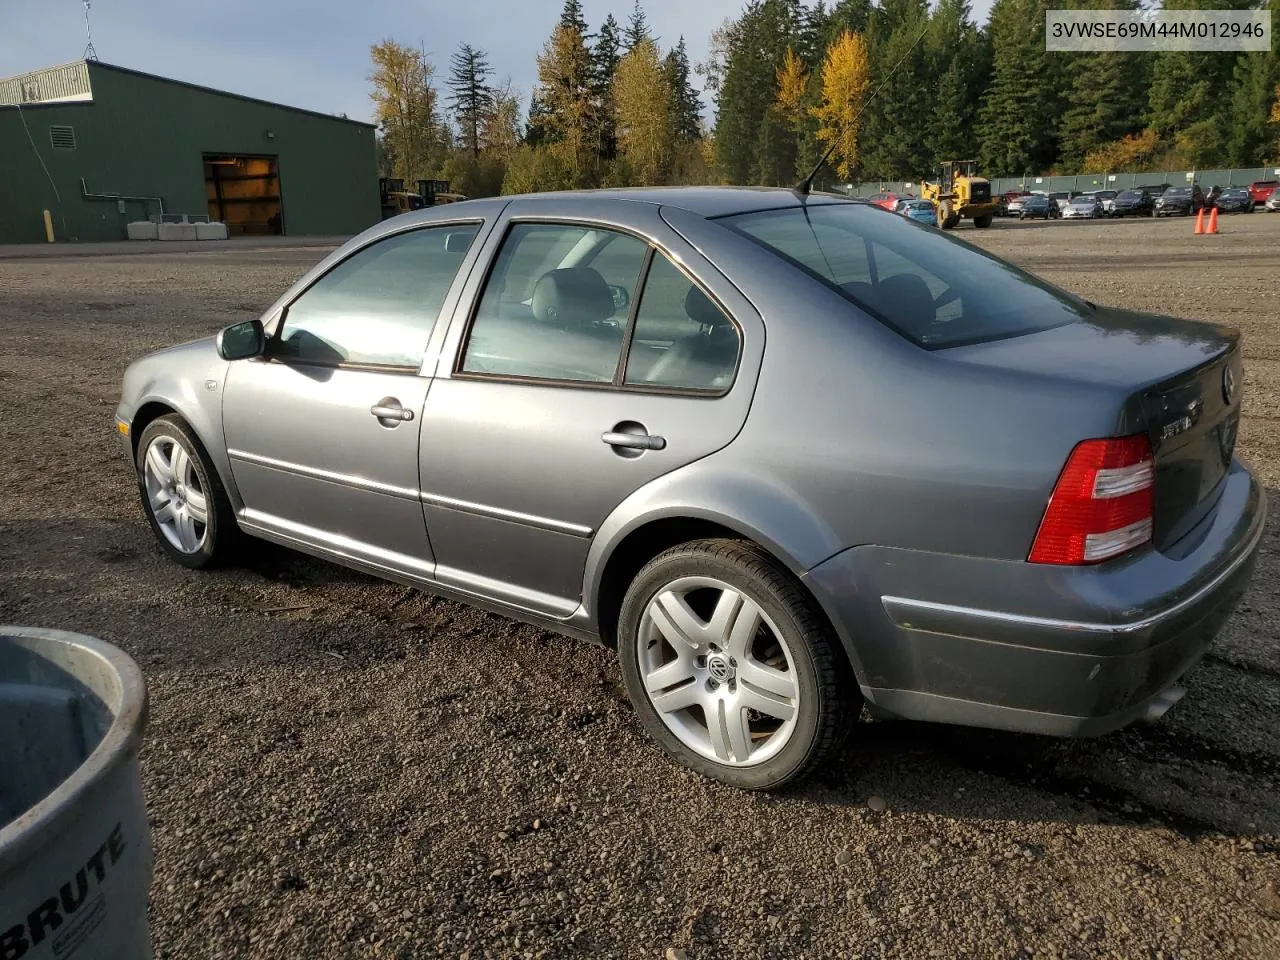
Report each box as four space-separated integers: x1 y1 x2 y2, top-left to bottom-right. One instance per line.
900 199 936 225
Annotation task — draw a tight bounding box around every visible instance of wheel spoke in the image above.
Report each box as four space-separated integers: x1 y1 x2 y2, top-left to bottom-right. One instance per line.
149 487 172 512
153 500 177 525
170 444 190 484
650 590 704 652
145 443 171 484
737 678 796 723
175 509 200 552
649 677 703 715
184 488 208 524
738 659 796 700
644 656 697 696
706 699 732 762
706 588 743 644
723 597 762 660
725 704 753 763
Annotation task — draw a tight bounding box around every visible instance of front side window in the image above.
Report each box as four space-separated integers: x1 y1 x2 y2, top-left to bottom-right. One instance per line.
277 223 480 368
724 201 1089 349
461 223 647 383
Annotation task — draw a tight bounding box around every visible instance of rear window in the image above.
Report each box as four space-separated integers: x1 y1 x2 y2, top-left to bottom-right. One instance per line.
720 202 1089 349
1118 190 1142 199
1253 181 1278 188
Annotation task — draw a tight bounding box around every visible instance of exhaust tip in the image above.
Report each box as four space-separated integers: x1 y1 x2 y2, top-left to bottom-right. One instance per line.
1143 684 1186 724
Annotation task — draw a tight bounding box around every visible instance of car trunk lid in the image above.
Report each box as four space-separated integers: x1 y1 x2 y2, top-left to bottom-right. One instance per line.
945 308 1242 553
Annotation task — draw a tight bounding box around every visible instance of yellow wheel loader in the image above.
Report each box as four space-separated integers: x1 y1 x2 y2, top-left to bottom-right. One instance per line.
921 160 1000 230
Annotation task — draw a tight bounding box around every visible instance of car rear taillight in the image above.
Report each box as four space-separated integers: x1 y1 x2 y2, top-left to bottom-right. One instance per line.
1029 434 1154 565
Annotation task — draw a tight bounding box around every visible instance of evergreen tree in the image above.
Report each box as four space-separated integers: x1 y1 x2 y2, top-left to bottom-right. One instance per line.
447 43 494 158
559 0 588 35
1224 5 1279 165
664 37 704 141
860 0 933 179
1056 0 1147 170
926 0 985 165
534 24 598 185
714 0 803 183
624 0 656 52
977 0 1062 177
827 0 872 38
594 13 624 159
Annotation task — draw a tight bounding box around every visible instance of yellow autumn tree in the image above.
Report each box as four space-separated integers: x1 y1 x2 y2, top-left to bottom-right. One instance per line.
1082 128 1161 173
774 47 809 132
535 25 597 186
810 30 870 179
614 39 674 186
368 40 440 181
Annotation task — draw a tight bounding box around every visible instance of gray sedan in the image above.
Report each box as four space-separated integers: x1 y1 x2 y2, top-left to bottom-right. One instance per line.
115 188 1265 790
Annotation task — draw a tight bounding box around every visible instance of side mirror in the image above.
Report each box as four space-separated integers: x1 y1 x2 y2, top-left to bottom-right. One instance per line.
216 318 264 361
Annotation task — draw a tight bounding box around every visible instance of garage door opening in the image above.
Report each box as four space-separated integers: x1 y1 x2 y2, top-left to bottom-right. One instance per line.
204 154 283 236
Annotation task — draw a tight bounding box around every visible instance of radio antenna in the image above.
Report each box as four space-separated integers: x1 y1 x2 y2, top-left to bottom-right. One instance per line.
83 1 99 61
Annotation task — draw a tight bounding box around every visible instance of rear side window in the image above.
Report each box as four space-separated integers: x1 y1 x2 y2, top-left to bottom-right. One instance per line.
723 202 1089 349
278 223 480 367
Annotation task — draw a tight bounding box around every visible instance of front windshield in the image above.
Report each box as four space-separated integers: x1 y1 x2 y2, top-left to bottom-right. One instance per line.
1119 190 1142 200
720 201 1088 350
1166 187 1191 196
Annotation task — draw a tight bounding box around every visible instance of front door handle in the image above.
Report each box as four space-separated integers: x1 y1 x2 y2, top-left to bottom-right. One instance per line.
602 430 666 451
371 399 414 423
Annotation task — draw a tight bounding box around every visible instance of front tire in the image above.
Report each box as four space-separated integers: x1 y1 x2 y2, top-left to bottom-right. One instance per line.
973 214 993 229
617 539 856 790
135 415 238 569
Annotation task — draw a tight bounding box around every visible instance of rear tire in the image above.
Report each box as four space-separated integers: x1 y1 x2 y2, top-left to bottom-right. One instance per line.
135 415 239 569
617 539 857 791
973 214 993 229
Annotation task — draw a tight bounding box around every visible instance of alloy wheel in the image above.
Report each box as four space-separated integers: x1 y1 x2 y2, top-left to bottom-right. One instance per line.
142 436 209 554
635 576 800 767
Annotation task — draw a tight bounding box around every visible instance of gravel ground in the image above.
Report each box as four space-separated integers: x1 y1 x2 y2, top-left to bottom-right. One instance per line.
1 213 1278 959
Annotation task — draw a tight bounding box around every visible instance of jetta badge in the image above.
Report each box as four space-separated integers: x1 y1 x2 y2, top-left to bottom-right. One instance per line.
1223 365 1237 405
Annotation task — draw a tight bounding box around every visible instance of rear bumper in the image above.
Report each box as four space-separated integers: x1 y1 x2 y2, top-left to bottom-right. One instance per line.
802 460 1266 736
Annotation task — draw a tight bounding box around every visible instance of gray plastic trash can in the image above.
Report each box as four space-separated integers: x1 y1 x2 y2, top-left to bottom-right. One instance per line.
1 627 153 960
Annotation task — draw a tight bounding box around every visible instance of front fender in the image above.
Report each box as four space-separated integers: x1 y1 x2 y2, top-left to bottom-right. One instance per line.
117 344 239 510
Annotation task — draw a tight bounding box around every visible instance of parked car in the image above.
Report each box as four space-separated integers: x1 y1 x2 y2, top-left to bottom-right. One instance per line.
1049 191 1080 213
899 199 937 224
1111 188 1155 217
1266 187 1280 211
1088 190 1119 216
1003 193 1033 216
1213 187 1255 214
1248 180 1279 204
869 192 911 211
1000 191 1032 216
1019 194 1061 220
1063 195 1104 219
1154 184 1205 217
114 187 1265 789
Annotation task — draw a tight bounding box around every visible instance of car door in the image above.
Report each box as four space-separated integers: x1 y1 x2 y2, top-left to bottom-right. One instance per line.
222 219 488 578
417 199 763 617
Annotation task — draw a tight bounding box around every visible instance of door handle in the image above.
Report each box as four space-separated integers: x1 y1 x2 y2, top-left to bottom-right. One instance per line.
370 401 414 422
602 430 665 451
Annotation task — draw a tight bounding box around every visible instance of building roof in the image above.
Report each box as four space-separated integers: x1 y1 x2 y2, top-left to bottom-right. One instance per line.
0 59 374 128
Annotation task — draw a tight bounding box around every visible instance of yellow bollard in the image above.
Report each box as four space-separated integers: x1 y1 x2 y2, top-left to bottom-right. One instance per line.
43 209 55 243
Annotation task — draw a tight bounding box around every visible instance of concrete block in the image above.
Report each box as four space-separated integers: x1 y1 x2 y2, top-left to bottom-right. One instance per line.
157 222 198 241
126 221 158 241
195 221 229 240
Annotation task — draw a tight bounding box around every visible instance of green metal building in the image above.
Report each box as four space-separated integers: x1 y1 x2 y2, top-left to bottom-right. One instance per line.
0 60 380 244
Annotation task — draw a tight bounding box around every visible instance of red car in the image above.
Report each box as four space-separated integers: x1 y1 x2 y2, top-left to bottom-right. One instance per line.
868 192 912 211
1248 180 1279 204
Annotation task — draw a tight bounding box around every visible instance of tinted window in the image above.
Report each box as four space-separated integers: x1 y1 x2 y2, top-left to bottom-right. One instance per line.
1118 190 1142 199
1166 187 1191 196
278 224 480 367
461 223 647 382
723 202 1089 349
624 254 739 392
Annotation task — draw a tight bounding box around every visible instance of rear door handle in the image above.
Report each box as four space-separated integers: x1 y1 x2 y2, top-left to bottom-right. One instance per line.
602 431 665 451
371 400 414 422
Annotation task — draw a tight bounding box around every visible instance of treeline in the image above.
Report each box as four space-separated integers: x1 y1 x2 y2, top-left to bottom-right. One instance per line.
716 0 1280 183
369 0 709 197
369 0 1280 197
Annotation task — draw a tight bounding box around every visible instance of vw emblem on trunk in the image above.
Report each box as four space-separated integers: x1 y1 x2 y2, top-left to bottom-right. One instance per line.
1223 365 1237 405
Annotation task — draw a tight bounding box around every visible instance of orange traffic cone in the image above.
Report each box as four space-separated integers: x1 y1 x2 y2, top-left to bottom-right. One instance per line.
1207 206 1219 235
1194 208 1205 234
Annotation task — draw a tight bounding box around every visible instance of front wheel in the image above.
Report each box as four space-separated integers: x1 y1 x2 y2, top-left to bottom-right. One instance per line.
617 539 856 790
973 214 993 229
135 415 238 569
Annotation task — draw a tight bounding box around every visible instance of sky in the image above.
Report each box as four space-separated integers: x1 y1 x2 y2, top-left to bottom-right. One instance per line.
2 0 995 125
